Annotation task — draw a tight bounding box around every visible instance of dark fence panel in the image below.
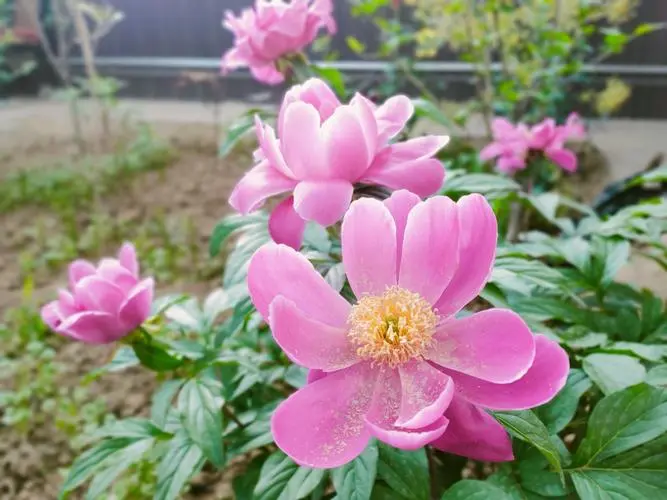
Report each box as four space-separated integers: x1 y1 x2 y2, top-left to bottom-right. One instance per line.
68 0 667 118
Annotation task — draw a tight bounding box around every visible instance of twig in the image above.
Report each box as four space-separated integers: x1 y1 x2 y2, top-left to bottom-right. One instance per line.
223 405 246 429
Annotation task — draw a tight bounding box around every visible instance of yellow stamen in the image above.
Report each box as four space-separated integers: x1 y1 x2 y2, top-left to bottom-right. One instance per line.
347 286 437 367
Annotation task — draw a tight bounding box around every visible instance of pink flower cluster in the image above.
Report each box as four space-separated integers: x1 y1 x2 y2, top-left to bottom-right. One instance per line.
247 191 569 467
41 243 154 344
480 114 585 174
221 0 336 85
229 78 448 249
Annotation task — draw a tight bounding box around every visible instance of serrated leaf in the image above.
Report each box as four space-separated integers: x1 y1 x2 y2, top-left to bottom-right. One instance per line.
209 213 265 257
178 378 225 467
440 480 510 500
573 384 667 466
536 369 592 433
331 441 378 500
376 443 429 500
155 433 205 500
93 418 169 440
253 451 326 500
494 411 563 479
583 353 647 395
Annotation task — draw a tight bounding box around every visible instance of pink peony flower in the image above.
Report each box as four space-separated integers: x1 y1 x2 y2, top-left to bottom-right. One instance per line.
41 243 154 344
221 0 336 85
480 113 585 174
229 78 448 249
248 190 569 467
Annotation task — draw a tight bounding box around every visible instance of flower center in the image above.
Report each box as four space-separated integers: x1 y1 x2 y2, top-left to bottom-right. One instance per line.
347 286 437 367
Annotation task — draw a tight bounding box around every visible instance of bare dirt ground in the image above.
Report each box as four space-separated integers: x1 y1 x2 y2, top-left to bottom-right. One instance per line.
0 98 666 499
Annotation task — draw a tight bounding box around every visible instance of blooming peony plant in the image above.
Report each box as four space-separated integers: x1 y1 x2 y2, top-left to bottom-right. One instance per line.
480 113 585 174
220 0 336 85
247 190 569 467
229 78 449 249
41 242 154 344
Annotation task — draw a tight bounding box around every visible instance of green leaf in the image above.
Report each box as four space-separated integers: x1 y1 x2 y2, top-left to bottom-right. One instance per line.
324 263 346 292
131 340 184 373
332 441 378 500
85 439 154 499
60 438 139 494
90 346 139 375
155 433 205 500
233 454 266 500
151 379 185 428
573 384 667 466
494 411 563 479
442 172 519 195
412 98 454 128
633 22 665 36
93 418 169 440
178 378 225 468
219 110 268 158
583 353 647 395
603 342 667 362
647 365 667 388
253 451 326 500
346 36 366 54
536 369 592 433
440 480 510 500
376 442 429 500
601 240 630 286
209 213 265 257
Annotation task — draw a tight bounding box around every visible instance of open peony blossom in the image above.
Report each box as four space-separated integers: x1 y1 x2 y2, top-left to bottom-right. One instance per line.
221 0 336 85
480 113 585 174
247 190 569 467
229 78 448 249
41 243 154 344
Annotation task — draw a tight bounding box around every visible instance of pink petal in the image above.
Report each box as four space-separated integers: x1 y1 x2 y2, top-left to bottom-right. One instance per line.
546 148 577 173
321 99 376 181
117 242 139 276
271 362 376 468
307 369 327 384
249 63 284 85
57 311 127 344
430 396 513 462
365 367 448 449
491 118 518 140
293 180 353 226
445 335 570 411
255 117 294 179
367 417 448 450
396 359 454 429
281 101 325 179
434 194 497 317
57 290 78 317
383 190 421 274
375 95 414 144
74 276 126 315
427 309 535 384
399 196 459 304
228 160 297 214
41 301 62 330
269 295 358 371
119 278 154 330
479 142 504 161
363 142 446 197
269 196 307 250
96 259 138 294
68 259 96 289
248 243 351 327
342 198 397 297
497 155 526 174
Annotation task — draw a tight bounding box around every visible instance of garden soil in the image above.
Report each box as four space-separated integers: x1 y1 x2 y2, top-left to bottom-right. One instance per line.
1 99 666 499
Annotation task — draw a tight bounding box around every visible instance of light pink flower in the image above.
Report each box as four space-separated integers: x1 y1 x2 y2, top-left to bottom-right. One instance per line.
41 243 154 344
248 190 568 467
229 78 448 249
221 0 336 85
480 113 585 174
